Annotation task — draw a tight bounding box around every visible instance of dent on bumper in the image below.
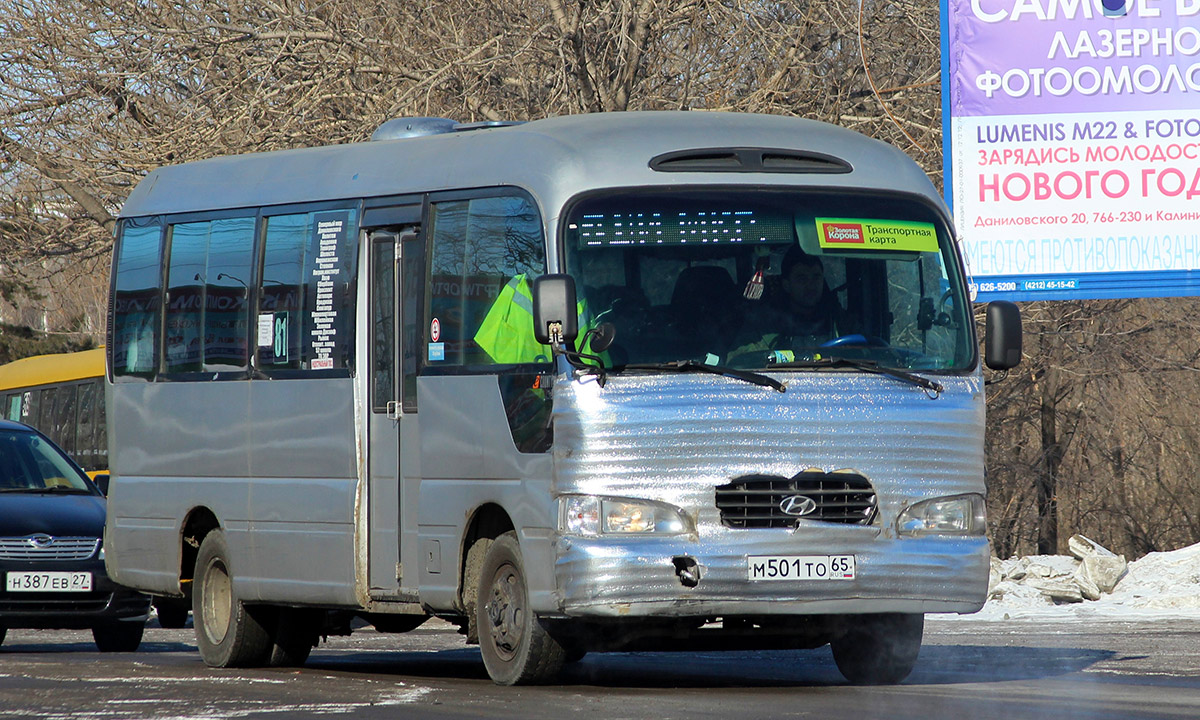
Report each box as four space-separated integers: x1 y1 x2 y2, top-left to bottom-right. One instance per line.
553 529 990 618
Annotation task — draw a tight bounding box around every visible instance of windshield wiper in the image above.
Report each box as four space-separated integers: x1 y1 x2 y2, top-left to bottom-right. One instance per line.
619 360 786 393
0 485 88 494
771 356 944 395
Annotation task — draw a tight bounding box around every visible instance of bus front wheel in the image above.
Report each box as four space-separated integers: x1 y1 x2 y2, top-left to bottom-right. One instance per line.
476 531 565 685
829 613 924 685
193 529 273 668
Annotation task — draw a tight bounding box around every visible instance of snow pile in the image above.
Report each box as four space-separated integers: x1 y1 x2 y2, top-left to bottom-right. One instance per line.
966 537 1200 620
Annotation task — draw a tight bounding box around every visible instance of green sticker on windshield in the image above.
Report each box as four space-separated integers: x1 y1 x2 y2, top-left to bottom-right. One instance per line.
815 218 938 252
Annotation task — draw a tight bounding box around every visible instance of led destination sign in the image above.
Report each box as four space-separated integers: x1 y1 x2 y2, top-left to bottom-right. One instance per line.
573 208 793 247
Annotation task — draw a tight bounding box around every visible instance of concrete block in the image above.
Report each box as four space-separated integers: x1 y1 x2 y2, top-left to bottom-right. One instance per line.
1081 553 1129 594
1068 534 1117 560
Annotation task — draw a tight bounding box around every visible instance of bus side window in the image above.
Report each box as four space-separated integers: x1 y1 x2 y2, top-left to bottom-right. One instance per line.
424 194 546 370
163 217 255 374
77 379 101 471
204 218 255 372
53 384 78 457
258 209 359 373
34 388 52 433
111 220 164 379
370 231 397 412
259 213 308 370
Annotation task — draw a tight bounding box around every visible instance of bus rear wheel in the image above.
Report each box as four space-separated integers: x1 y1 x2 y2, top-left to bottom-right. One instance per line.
92 621 144 652
476 532 565 685
268 607 322 667
193 529 273 668
829 613 924 685
153 596 190 629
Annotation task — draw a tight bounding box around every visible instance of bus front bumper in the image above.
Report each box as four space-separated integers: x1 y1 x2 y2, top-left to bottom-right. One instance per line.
552 529 989 618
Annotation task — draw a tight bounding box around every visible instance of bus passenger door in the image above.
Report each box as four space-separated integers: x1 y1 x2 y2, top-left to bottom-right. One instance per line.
366 224 419 598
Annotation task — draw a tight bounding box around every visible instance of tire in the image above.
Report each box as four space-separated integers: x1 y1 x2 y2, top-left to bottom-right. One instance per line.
153 597 190 629
268 607 322 667
476 531 565 685
830 613 924 685
192 529 273 668
93 621 145 652
462 536 493 644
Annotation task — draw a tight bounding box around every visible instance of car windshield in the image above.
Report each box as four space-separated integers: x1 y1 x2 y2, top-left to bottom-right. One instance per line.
0 429 93 493
563 188 973 373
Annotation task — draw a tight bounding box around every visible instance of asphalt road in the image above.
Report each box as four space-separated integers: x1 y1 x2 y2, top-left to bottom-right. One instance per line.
1 616 1197 719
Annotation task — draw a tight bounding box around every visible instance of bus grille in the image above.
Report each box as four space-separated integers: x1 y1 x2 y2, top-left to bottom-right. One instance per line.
0 536 100 561
715 472 878 528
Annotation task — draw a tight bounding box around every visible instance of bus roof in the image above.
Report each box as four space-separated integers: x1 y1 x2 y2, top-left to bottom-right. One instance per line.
0 347 105 392
119 112 944 222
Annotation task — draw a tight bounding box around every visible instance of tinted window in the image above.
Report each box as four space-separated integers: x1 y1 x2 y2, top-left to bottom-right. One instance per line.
111 221 163 377
425 195 545 368
371 236 395 411
164 221 208 372
53 384 78 456
257 209 358 372
77 379 103 470
35 387 54 432
205 218 255 371
164 217 254 373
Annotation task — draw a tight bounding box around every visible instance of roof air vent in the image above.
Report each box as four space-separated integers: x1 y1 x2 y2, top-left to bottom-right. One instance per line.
650 147 853 174
371 118 525 141
371 117 458 141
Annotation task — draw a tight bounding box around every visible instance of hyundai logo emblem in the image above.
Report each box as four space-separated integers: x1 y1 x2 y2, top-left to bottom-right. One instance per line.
27 533 55 548
779 495 818 516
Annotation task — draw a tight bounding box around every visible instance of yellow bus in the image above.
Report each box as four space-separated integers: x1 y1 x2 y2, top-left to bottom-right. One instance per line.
0 347 108 479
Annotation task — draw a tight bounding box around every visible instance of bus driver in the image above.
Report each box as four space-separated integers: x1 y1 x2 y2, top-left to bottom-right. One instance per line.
731 246 844 362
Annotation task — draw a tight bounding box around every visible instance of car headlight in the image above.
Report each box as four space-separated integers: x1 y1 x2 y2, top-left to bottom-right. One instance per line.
559 495 692 536
897 493 987 536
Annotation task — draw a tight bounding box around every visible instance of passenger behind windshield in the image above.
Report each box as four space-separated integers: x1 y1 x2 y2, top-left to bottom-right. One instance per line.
730 247 845 364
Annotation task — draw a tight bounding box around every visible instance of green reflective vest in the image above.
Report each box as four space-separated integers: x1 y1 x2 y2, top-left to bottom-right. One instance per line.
474 275 601 365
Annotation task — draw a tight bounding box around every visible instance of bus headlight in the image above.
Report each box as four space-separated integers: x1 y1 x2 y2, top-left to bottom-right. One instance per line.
559 495 692 536
897 493 987 536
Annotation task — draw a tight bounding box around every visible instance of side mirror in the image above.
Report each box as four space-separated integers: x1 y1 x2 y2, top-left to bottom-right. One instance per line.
984 300 1022 370
531 274 579 346
585 321 617 354
93 473 111 497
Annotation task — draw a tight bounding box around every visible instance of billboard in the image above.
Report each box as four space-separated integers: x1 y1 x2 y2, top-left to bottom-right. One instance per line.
942 0 1200 300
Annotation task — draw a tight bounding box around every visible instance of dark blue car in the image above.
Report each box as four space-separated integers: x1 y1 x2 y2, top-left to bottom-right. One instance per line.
0 419 149 650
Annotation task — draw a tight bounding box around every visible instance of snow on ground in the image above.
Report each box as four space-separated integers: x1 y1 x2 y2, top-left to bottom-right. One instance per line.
935 541 1200 621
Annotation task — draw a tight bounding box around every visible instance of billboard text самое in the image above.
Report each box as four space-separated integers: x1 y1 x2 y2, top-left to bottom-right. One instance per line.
944 0 1200 300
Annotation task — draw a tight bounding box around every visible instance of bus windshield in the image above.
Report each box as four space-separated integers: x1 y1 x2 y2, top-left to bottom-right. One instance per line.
563 188 974 373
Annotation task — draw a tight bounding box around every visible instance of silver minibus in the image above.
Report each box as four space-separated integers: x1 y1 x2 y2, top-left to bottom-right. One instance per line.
105 111 1021 685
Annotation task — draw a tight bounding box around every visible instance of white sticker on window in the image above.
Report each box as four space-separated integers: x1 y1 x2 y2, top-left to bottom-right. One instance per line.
257 313 274 347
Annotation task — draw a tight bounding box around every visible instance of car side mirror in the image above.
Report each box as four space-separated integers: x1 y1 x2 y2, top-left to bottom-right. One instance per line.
984 300 1022 370
532 274 579 346
93 473 110 496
